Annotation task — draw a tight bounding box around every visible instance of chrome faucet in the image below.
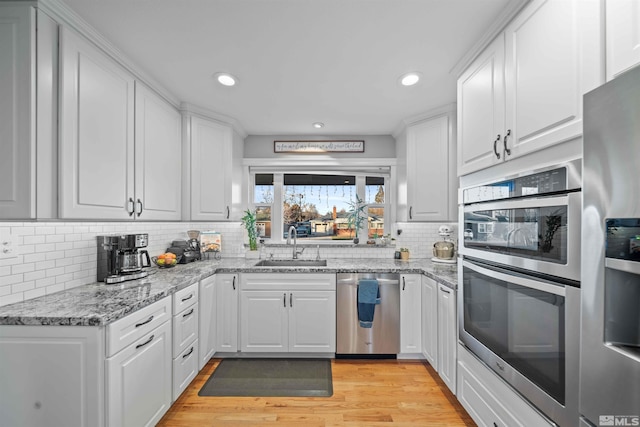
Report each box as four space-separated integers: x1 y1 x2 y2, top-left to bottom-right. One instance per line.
287 225 305 259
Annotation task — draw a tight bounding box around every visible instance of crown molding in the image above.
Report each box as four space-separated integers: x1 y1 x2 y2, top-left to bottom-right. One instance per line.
392 102 456 139
37 0 181 108
180 102 248 139
449 0 531 78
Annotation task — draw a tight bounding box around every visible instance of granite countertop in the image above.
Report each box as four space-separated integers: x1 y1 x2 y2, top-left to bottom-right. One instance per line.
0 257 458 327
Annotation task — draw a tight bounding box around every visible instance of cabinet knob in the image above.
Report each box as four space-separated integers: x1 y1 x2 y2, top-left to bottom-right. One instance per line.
493 134 501 159
503 129 512 156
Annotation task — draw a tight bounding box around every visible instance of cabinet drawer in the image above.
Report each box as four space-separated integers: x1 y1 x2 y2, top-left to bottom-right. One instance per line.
241 273 336 291
107 297 172 357
457 345 552 427
172 339 199 401
173 304 198 357
173 283 198 314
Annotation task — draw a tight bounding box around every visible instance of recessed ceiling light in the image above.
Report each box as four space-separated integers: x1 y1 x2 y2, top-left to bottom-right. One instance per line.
214 73 237 87
312 122 324 129
399 72 421 86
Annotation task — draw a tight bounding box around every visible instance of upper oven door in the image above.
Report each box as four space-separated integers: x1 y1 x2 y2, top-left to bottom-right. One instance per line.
460 192 581 282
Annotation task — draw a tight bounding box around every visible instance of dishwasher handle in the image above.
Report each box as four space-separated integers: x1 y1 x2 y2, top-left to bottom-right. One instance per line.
337 278 400 286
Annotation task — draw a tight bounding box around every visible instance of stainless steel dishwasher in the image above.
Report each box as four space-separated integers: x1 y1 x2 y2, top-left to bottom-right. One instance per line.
336 273 401 356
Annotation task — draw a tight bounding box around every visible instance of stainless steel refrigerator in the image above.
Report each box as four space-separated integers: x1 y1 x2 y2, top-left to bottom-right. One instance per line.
581 65 640 426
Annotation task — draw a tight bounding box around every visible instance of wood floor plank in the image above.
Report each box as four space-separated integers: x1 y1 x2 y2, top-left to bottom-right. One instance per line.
157 358 476 427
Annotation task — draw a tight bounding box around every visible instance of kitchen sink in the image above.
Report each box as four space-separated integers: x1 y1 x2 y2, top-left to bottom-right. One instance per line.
254 259 328 267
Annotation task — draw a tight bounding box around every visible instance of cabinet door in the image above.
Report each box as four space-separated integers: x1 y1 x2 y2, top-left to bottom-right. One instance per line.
406 115 452 221
106 321 172 427
240 291 288 352
215 274 238 351
503 0 603 159
59 27 135 219
189 116 231 221
437 285 457 394
289 291 336 353
134 83 181 220
400 274 422 353
606 0 640 80
198 275 216 370
457 34 505 176
421 277 438 368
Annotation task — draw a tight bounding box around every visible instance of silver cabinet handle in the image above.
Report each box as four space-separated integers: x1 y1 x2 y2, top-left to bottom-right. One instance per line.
409 206 413 220
290 293 293 307
135 315 153 328
493 134 501 159
182 346 194 359
182 308 194 318
503 129 511 156
402 277 406 291
439 286 451 294
137 198 143 216
181 293 193 302
232 276 236 290
135 334 154 349
226 206 230 219
283 293 286 307
128 197 135 216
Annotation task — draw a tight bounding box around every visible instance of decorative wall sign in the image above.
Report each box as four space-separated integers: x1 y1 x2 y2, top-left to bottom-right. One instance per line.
274 140 365 153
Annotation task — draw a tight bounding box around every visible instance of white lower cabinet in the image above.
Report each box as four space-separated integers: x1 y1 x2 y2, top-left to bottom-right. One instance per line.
457 344 553 427
400 274 422 354
437 284 457 394
106 319 172 427
171 283 198 401
172 339 199 401
421 276 438 367
240 274 336 353
216 274 239 352
198 275 217 369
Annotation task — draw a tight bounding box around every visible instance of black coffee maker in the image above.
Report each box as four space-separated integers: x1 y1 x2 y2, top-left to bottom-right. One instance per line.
97 233 151 283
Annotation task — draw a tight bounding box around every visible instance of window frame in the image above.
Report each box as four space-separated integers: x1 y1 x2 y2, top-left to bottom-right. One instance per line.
248 167 393 244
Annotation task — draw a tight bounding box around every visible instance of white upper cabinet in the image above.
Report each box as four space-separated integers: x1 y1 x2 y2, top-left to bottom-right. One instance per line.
59 26 136 219
457 0 603 176
606 0 640 80
186 116 232 221
457 35 505 176
397 111 456 222
59 27 182 220
0 6 57 219
134 83 182 220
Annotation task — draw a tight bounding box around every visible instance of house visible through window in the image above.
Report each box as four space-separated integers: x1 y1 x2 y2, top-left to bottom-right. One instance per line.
252 171 389 242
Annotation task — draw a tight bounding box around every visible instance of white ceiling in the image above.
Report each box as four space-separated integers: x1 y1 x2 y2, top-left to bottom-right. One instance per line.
59 0 512 136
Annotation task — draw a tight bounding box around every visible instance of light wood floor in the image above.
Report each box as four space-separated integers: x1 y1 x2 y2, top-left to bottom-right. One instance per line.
158 358 476 427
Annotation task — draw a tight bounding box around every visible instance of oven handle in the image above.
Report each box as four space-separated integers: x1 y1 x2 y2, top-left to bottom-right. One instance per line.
463 259 566 297
606 257 640 275
463 192 578 213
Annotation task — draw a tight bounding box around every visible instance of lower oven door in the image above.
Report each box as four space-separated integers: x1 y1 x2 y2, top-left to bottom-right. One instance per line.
459 258 580 427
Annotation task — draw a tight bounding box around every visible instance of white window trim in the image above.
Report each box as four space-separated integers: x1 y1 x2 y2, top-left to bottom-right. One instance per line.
247 163 395 244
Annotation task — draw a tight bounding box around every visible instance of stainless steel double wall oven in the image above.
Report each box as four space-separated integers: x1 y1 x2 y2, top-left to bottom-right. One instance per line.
459 159 582 427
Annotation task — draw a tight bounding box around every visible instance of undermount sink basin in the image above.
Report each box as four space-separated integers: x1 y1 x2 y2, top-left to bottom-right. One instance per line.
254 259 328 267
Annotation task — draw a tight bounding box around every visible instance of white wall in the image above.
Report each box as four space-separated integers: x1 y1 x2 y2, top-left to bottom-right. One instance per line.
244 135 395 158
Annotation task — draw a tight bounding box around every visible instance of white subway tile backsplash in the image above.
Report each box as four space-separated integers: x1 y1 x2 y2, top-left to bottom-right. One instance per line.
0 220 457 307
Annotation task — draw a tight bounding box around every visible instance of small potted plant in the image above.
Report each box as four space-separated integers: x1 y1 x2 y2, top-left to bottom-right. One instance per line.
400 247 410 260
241 209 258 251
346 195 367 244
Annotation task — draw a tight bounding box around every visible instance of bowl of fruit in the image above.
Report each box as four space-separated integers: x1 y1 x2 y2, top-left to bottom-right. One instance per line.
152 252 181 268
